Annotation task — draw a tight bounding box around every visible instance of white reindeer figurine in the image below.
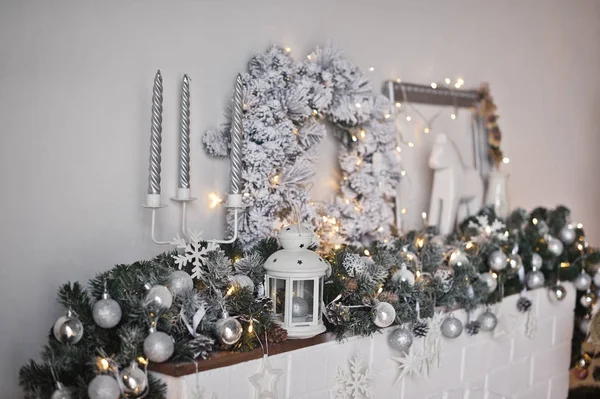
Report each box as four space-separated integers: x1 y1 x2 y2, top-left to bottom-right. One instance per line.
428 133 483 235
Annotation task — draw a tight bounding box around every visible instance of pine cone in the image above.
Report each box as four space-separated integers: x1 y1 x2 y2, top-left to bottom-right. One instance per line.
378 291 399 305
412 320 429 338
266 324 288 344
466 321 481 336
345 278 358 292
517 297 532 313
185 334 215 360
324 303 349 326
256 296 273 312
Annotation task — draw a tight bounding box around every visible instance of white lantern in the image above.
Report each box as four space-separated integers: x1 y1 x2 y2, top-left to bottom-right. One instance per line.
264 224 328 339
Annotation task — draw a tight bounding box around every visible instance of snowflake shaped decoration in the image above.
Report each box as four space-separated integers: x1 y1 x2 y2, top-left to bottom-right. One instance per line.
172 231 219 280
331 355 374 399
468 215 507 243
343 253 366 277
391 349 428 386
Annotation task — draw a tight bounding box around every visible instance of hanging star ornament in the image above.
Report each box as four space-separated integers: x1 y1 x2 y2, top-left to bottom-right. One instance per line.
391 348 427 386
493 307 519 338
249 355 283 399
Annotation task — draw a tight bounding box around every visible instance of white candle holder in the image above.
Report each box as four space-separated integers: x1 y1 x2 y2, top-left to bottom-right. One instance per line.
143 192 243 246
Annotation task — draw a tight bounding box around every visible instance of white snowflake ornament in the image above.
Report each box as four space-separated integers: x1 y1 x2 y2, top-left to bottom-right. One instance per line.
331 355 374 399
343 253 366 277
172 231 219 280
468 215 507 243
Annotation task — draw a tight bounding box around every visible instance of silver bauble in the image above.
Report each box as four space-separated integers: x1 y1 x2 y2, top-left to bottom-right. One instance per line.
87 375 120 399
145 285 173 309
441 316 463 339
531 253 543 269
488 250 507 271
507 254 522 275
230 274 255 292
574 273 592 291
391 265 415 286
580 292 596 308
580 317 591 335
120 362 148 398
292 296 309 318
547 236 564 257
477 311 498 332
53 311 84 344
479 272 498 293
388 327 413 352
92 294 122 329
558 224 576 245
51 385 72 399
215 316 243 345
549 285 567 301
594 272 600 287
526 270 545 289
373 301 396 328
434 266 454 293
449 250 469 267
168 271 194 297
143 331 175 363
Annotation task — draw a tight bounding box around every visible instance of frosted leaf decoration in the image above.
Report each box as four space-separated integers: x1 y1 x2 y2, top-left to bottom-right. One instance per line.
172 231 219 280
331 355 374 399
343 253 367 277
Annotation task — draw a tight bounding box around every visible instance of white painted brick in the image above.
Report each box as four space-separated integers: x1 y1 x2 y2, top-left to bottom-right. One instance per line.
289 349 308 397
402 347 463 399
462 340 493 381
302 389 329 399
303 345 329 392
372 369 402 399
553 313 574 345
531 341 571 384
537 283 575 317
488 357 531 397
548 372 570 399
513 316 553 362
515 380 549 399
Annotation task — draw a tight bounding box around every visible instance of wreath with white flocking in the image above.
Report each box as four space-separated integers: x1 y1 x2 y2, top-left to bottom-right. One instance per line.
204 44 401 250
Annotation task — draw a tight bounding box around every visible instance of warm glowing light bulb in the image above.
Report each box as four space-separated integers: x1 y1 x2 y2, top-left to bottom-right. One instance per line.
396 146 402 153
450 113 456 120
271 174 280 185
431 82 437 89
421 212 427 219
352 135 358 142
248 320 254 333
377 285 383 295
360 129 366 138
137 357 149 366
356 158 362 166
445 78 451 84
384 113 391 119
502 157 510 164
208 193 223 209
401 208 408 214
395 78 401 83
577 223 584 229
98 358 110 371
406 116 412 122
322 216 328 222
395 102 402 108
532 218 538 225
369 66 375 72
560 262 570 268
364 249 371 256
401 170 407 176
408 142 414 148
492 272 498 279
577 243 584 251
424 127 430 133
377 226 384 232
284 47 292 53
226 286 235 296
307 55 312 60
355 103 362 108
416 237 425 249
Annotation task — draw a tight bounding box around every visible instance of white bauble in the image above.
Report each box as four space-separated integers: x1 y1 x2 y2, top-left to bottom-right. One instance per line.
479 273 498 293
373 302 396 328
391 265 415 286
558 224 576 245
574 273 592 291
143 331 175 363
88 375 120 399
488 250 507 271
168 271 194 297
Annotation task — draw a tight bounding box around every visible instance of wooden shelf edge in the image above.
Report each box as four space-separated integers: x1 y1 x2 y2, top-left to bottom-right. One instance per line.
149 332 337 377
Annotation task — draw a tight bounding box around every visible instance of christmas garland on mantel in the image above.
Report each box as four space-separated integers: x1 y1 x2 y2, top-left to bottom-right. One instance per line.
20 205 600 398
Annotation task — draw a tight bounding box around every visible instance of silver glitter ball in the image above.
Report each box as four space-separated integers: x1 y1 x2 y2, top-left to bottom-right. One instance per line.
292 296 309 318
507 254 522 275
51 385 72 399
145 285 173 309
388 327 413 352
87 375 120 399
143 331 174 363
526 271 545 289
549 285 567 301
92 296 122 329
477 311 498 332
488 250 507 271
441 316 463 339
53 312 84 344
120 362 148 398
558 224 576 245
531 253 543 269
547 236 564 257
168 271 194 297
479 272 498 293
373 301 396 328
580 292 596 308
230 274 255 292
215 316 243 345
574 273 592 291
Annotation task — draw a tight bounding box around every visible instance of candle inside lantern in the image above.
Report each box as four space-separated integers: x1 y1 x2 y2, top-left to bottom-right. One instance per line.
147 70 163 207
178 74 191 199
229 74 244 195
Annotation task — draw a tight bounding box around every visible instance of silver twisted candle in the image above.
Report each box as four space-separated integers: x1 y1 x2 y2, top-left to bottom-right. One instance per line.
179 74 191 190
148 70 163 195
229 74 244 195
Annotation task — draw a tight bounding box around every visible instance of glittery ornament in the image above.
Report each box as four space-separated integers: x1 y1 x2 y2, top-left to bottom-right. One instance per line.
506 253 522 275
549 285 567 301
479 272 498 293
51 384 72 399
516 296 532 312
144 285 173 309
87 375 120 399
92 291 122 329
574 272 592 291
215 315 243 345
558 224 576 244
488 250 507 271
478 310 498 332
547 236 564 256
388 326 413 352
53 310 84 344
466 320 480 336
441 315 463 339
526 270 545 289
391 265 415 286
292 296 309 318
168 270 194 297
143 330 175 363
120 362 148 398
433 265 454 293
412 320 429 338
580 292 596 308
373 301 396 328
530 253 543 269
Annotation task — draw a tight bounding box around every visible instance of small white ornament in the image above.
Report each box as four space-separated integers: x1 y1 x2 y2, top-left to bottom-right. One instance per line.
92 291 122 329
249 354 283 399
558 224 576 244
172 231 219 279
373 301 396 328
467 214 507 243
168 270 194 297
143 330 175 363
391 265 415 286
526 270 545 289
87 375 120 399
547 236 564 257
574 272 592 291
145 285 173 309
488 250 507 271
331 355 374 399
479 272 498 293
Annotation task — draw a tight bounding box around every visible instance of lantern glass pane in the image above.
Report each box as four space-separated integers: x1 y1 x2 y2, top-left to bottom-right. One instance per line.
319 276 324 317
292 279 314 325
269 277 286 323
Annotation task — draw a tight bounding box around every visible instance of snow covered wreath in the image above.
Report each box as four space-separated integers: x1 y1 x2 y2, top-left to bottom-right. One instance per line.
204 44 401 249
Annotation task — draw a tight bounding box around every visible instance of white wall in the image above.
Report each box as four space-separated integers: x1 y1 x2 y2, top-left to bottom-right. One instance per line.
1 1 599 396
